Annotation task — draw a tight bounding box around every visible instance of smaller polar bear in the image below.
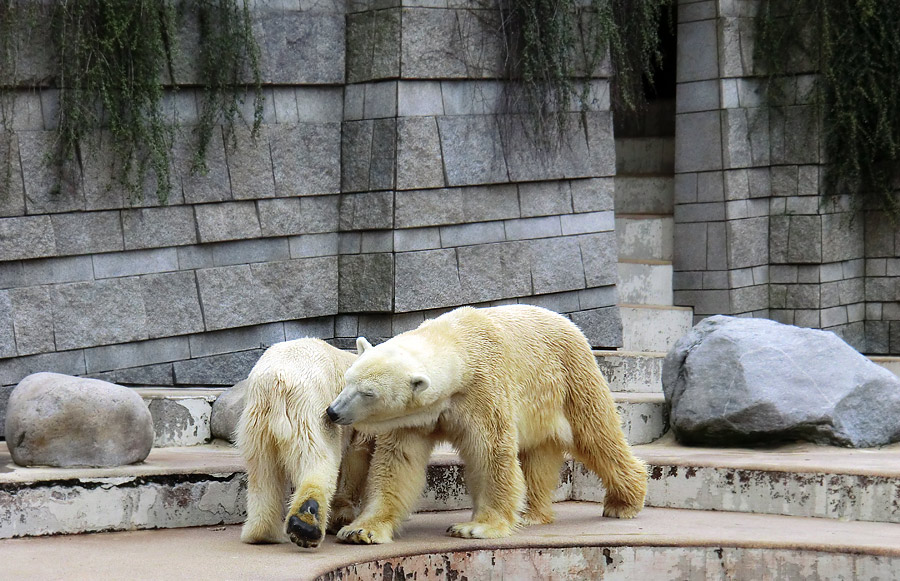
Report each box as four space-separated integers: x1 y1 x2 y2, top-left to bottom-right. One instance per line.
327 304 647 544
237 338 373 548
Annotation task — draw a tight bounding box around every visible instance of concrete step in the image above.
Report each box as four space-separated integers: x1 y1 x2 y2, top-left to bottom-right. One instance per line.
5 505 899 581
8 435 900 542
615 214 674 261
619 304 693 352
615 137 674 175
594 350 664 393
614 176 674 214
617 260 674 306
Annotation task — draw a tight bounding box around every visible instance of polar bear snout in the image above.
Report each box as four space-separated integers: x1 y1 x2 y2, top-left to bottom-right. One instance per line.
326 404 350 425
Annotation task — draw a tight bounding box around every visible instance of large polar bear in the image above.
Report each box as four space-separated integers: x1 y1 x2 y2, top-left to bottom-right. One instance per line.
326 304 647 543
237 338 373 548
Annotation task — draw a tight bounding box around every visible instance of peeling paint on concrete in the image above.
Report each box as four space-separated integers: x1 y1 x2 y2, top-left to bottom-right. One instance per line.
0 472 246 539
145 396 214 447
315 546 900 580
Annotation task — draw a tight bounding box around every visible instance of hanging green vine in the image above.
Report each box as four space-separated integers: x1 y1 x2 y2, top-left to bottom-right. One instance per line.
1 0 262 204
756 0 900 216
497 0 672 132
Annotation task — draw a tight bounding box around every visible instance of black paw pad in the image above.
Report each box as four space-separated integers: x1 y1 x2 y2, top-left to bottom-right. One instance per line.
286 515 323 547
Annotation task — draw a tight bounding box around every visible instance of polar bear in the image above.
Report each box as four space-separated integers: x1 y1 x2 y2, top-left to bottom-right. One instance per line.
237 338 373 548
326 304 647 543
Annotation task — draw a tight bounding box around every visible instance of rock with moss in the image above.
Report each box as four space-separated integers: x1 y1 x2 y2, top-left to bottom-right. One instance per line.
5 373 154 467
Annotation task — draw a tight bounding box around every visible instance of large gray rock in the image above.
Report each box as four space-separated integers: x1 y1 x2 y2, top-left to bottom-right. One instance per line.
210 379 248 442
5 373 154 467
663 316 900 448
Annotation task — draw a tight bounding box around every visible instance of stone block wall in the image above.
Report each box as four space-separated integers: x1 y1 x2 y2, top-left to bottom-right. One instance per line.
673 0 893 353
0 0 622 403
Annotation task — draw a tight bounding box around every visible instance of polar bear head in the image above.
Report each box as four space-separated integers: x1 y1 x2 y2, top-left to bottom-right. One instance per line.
326 336 456 433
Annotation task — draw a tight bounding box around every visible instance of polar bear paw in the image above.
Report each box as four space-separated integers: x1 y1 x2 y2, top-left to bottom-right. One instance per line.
447 521 513 539
602 497 642 519
286 499 325 549
336 521 394 544
326 503 357 535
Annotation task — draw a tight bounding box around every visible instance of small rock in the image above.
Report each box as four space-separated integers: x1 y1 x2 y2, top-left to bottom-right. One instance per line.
210 379 248 442
5 372 154 467
663 316 900 448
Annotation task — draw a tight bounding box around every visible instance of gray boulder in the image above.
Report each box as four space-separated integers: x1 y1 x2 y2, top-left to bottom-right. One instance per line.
210 379 248 442
663 316 900 448
5 373 154 467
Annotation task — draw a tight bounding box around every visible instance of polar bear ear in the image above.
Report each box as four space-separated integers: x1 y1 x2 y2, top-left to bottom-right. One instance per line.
356 337 373 355
410 373 430 392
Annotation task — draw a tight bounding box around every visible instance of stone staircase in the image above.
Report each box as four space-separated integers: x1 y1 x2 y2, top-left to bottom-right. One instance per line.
614 100 693 354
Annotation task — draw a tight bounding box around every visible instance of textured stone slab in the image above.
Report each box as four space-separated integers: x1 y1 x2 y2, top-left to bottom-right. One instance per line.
437 116 509 186
400 8 503 79
529 237 586 294
396 116 445 190
257 11 344 84
394 249 462 312
140 272 205 339
270 123 341 197
570 306 622 349
146 394 215 447
6 373 154 467
457 241 532 303
620 305 693 353
595 350 664 393
51 278 148 350
0 216 54 261
122 206 198 250
173 350 263 386
8 287 53 356
194 202 262 243
339 253 394 312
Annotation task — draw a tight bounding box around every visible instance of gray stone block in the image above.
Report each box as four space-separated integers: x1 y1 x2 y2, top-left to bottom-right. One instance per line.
18 131 84 215
9 287 53 356
122 206 197 250
570 306 622 349
361 230 394 253
519 181 571 217
440 221 505 248
78 132 125 211
440 80 503 116
571 178 614 213
504 216 562 241
339 253 394 312
210 238 290 267
83 337 191 375
0 349 87 389
397 81 444 116
175 129 232 205
189 323 286 359
518 290 581 314
284 316 335 340
296 87 344 123
822 213 864 264
730 284 767 313
560 211 614 236
51 278 148 350
706 222 728 271
289 233 340 258
195 201 262 243
140 272 205 339
92 248 178 279
674 223 708 271
6 373 154 467
457 241 531 303
369 118 398 191
0 215 55 261
343 84 365 121
358 314 393 342
346 9 400 83
197 257 338 331
394 249 462 312
258 195 339 236
461 184 520 222
579 232 618 288
363 81 398 118
339 232 362 254
395 188 464 228
675 111 723 172
726 217 768 269
270 123 341 197
401 8 503 79
173 349 264 386
0 133 26 217
340 191 394 231
529 237 585 294
674 201 725 223
394 227 441 252
51 211 123 256
437 116 508 186
335 314 359 338
257 11 344 84
341 119 374 193
224 126 275 200
677 19 719 82
676 80 719 113
396 117 445 190
211 379 248 442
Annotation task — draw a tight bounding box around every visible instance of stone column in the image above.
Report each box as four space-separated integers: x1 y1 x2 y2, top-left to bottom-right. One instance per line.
673 0 868 351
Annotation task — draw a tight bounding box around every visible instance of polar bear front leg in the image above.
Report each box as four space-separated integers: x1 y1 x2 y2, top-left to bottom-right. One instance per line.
448 421 526 539
337 430 434 544
328 431 374 534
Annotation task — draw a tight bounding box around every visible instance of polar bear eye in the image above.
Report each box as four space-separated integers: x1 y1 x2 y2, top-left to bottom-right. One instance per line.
359 391 376 398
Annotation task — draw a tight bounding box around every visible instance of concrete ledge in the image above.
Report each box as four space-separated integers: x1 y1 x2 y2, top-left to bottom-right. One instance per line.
2 505 899 580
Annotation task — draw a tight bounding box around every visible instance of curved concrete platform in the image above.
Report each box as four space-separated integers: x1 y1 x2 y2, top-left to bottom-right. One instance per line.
2 504 899 580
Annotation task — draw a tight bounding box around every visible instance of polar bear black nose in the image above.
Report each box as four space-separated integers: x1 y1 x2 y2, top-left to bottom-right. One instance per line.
326 406 339 423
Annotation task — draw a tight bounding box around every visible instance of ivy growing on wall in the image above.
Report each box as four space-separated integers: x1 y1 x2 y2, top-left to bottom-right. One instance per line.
0 0 262 204
497 0 672 132
756 0 900 216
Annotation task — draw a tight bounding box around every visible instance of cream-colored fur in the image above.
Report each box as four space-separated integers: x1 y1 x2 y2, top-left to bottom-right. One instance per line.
236 338 373 548
328 305 647 544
